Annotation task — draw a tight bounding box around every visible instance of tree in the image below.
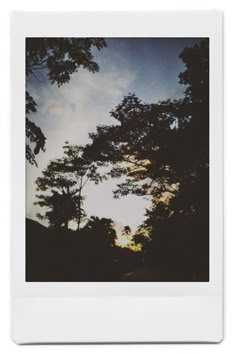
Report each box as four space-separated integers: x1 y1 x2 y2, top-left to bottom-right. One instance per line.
83 216 117 248
84 39 209 280
122 226 132 237
26 37 107 166
85 39 209 215
35 143 103 230
85 93 184 203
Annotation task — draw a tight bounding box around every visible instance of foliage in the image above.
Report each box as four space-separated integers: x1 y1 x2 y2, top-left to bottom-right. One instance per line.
35 143 103 230
26 37 107 165
84 39 209 279
85 39 209 213
83 216 117 248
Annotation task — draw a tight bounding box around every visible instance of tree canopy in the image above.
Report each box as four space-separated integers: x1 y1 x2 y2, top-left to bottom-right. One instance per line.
35 142 103 230
85 39 209 216
26 37 107 166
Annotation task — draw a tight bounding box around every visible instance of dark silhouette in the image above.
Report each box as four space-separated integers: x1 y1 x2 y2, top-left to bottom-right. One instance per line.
26 218 141 281
84 39 209 281
35 143 103 230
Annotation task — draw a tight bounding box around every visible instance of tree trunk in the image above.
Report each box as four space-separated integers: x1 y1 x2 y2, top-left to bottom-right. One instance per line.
76 188 82 231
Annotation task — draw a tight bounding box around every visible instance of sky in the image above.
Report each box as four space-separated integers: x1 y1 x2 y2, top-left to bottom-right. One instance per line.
26 37 202 232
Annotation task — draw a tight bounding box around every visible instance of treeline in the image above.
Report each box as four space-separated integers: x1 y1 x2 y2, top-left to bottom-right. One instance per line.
26 218 142 281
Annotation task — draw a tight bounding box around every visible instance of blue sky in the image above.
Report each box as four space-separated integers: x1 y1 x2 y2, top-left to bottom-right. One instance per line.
26 37 203 231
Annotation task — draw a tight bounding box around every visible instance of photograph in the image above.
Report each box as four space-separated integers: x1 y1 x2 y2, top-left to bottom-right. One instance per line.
26 37 209 282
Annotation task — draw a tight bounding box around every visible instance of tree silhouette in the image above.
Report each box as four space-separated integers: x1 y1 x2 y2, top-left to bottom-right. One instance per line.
35 143 103 230
83 216 117 248
85 39 209 211
122 226 132 237
26 37 107 166
84 39 209 280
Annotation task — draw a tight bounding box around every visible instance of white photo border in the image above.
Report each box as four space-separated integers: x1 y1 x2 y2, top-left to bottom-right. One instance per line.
11 11 223 343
